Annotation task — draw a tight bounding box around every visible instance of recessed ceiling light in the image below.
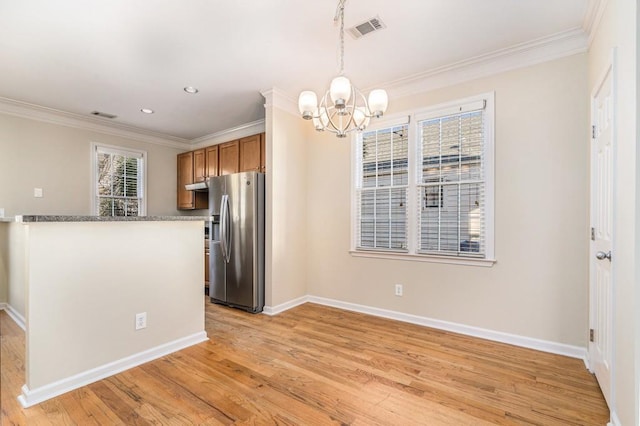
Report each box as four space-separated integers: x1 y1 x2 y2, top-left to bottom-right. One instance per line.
140 108 154 114
184 86 199 94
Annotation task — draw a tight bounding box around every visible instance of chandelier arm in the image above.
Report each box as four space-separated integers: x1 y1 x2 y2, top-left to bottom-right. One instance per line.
324 105 342 134
324 104 348 136
354 87 372 117
323 87 360 136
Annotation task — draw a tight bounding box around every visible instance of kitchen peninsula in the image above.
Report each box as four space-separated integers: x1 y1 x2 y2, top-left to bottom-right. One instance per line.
1 215 209 407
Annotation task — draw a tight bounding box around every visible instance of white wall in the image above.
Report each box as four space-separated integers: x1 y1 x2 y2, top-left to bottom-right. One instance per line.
305 53 589 347
6 222 26 318
263 93 309 307
22 220 205 395
588 1 638 424
0 113 183 217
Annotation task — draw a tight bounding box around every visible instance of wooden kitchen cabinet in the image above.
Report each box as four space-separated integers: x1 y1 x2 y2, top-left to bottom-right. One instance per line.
177 151 207 210
193 149 206 183
219 140 240 176
176 132 265 209
239 134 262 172
206 145 219 178
177 152 194 209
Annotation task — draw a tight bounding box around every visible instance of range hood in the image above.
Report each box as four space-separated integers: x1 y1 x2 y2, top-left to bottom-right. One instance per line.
185 181 208 191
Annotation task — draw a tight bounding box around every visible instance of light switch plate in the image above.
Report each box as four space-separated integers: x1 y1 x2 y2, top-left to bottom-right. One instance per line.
34 188 43 198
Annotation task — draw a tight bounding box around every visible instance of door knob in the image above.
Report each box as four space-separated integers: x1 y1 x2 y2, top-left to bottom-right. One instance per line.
596 251 612 261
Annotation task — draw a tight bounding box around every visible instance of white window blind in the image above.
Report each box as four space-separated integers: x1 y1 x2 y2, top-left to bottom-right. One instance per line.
94 145 145 217
418 105 485 257
352 94 494 264
356 123 409 251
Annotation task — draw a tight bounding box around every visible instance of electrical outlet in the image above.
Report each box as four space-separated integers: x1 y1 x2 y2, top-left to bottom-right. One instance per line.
395 284 403 296
135 312 147 330
33 188 43 198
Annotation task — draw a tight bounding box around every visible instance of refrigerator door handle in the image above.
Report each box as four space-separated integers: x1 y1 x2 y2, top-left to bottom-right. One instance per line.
219 195 229 262
223 194 232 263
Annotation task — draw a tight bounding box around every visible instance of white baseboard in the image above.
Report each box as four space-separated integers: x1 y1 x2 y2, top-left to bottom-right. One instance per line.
262 295 309 316
18 331 208 408
269 295 587 361
0 303 26 331
607 411 621 426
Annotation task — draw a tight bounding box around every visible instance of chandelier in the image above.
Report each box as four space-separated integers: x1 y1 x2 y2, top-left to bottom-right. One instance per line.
297 0 388 138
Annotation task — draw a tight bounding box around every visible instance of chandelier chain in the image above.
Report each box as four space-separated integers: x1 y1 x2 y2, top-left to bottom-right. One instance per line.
335 0 346 75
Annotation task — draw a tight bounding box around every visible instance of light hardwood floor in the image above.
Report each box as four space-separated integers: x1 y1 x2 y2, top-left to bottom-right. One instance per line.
1 300 609 425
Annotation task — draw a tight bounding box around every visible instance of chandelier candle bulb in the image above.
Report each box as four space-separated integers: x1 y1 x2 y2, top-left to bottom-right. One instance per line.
298 91 318 119
330 76 352 108
368 89 389 117
353 107 368 129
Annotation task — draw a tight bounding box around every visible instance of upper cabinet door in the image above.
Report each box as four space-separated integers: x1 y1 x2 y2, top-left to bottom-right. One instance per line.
193 149 206 183
177 151 195 209
219 140 240 176
206 145 219 178
239 134 262 172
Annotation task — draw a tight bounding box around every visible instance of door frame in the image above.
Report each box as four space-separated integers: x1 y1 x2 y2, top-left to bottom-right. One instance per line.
588 49 617 412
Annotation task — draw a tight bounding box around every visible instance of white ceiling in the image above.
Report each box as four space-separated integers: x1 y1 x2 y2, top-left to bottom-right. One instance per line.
0 0 593 142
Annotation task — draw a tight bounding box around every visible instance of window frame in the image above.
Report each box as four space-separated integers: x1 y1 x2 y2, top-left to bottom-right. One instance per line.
90 142 148 217
350 92 495 267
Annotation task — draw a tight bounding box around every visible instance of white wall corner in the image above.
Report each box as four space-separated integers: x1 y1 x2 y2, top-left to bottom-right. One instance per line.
17 331 208 408
260 88 299 117
582 0 609 46
262 295 310 316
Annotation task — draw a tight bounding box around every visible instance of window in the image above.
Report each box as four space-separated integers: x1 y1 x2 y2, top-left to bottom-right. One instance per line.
91 143 146 217
353 93 494 265
356 123 409 251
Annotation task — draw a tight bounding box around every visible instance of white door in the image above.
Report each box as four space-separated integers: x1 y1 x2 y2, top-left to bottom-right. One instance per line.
589 63 614 407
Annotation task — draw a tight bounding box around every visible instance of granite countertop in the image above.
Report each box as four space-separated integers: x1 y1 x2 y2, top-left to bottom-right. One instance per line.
15 215 210 223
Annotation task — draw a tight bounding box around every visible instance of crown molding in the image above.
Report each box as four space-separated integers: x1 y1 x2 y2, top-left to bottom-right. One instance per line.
582 0 608 46
381 28 588 100
0 97 190 149
261 87 299 117
190 119 265 148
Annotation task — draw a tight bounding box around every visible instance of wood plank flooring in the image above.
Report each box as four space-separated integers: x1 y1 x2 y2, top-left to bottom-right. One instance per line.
1 300 609 425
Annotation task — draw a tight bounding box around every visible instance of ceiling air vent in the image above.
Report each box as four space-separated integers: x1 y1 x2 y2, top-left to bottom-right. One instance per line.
90 111 117 119
348 16 386 39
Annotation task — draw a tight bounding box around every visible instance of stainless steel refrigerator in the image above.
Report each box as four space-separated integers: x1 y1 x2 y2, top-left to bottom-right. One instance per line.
208 172 265 313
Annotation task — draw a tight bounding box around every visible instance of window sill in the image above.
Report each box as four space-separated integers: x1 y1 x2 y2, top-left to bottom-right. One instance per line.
349 250 496 267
